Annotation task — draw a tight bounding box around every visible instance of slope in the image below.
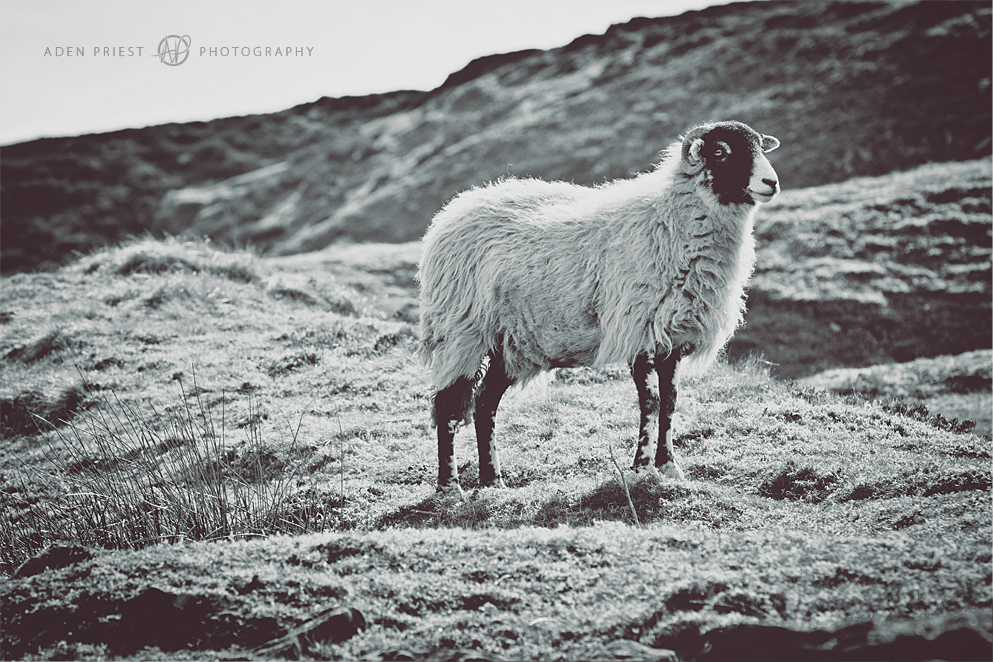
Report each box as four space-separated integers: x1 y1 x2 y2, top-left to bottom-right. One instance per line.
2 0 990 272
0 157 990 661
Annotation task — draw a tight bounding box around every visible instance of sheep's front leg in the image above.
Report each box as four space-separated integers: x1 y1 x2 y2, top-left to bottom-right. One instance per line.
653 351 685 480
631 352 660 473
433 375 475 493
474 351 514 488
631 351 684 480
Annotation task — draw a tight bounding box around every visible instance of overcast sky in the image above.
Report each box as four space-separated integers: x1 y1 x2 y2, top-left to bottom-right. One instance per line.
0 0 732 145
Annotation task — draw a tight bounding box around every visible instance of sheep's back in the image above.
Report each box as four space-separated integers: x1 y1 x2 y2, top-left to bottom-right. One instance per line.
418 179 606 385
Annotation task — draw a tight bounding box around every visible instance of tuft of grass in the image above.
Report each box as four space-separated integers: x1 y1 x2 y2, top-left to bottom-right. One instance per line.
266 351 320 378
0 372 325 574
96 237 261 283
878 397 980 436
4 329 81 364
266 285 358 316
0 384 89 438
114 251 201 277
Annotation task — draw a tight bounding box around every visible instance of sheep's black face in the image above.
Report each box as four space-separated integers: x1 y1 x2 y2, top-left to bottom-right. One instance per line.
681 121 780 206
700 125 767 205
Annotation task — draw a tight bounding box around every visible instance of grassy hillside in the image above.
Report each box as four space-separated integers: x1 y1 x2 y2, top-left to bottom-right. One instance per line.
2 0 990 272
801 350 993 440
730 157 992 377
1 165 990 659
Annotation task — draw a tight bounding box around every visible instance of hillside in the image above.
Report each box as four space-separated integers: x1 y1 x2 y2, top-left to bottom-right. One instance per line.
1 244 990 658
730 157 992 378
2 158 989 434
1 161 991 659
2 0 991 272
1 1 991 657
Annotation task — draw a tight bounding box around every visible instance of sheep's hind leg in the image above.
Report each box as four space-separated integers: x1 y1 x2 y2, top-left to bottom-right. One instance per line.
654 350 685 481
474 351 514 488
433 375 475 494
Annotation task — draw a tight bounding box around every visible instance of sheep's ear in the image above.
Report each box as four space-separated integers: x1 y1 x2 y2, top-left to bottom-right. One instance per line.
681 137 706 175
761 134 780 153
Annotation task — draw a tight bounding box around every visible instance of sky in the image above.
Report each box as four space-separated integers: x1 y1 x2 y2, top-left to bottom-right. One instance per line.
0 0 731 145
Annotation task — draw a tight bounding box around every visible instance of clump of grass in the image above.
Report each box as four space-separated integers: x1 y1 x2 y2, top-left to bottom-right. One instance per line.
880 398 978 436
267 351 320 378
143 281 196 309
0 384 88 437
267 286 322 306
4 329 81 364
0 371 327 574
115 251 201 277
265 282 358 316
80 237 260 284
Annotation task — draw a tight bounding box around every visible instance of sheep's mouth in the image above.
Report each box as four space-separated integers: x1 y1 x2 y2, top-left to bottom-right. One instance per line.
748 188 777 203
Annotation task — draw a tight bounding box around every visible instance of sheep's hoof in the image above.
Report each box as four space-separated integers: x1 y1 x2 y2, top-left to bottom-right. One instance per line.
479 478 507 489
658 461 685 481
436 483 465 500
631 465 662 483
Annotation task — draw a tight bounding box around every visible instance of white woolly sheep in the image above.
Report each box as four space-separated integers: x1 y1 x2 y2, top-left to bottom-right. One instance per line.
418 120 780 492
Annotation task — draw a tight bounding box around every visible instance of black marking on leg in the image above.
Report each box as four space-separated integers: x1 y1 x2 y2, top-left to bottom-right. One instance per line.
474 351 515 487
434 375 474 489
631 352 660 469
654 349 680 468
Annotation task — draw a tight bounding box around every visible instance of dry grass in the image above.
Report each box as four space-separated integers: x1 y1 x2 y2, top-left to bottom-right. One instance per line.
0 226 989 659
0 373 326 569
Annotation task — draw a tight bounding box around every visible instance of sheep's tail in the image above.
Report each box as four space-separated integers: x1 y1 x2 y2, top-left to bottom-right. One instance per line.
679 340 729 376
417 211 500 397
418 295 492 384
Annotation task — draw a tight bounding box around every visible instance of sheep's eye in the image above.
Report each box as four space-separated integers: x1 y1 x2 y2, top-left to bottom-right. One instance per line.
712 143 730 159
713 148 724 157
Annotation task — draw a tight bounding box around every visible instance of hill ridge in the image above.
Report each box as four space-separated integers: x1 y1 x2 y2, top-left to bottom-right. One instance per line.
2 0 990 272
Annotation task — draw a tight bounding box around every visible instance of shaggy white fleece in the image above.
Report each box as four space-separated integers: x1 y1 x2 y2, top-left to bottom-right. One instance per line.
418 141 758 391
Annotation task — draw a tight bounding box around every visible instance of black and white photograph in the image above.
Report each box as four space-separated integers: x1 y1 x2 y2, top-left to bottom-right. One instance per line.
1 1 991 659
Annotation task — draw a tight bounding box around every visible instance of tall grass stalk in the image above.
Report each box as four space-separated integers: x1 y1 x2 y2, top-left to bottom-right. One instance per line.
609 445 640 527
334 407 345 510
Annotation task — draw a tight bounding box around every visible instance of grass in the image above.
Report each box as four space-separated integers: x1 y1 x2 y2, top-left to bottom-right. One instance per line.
734 158 991 378
2 525 990 660
0 236 422 576
0 370 327 570
0 222 990 658
799 350 993 440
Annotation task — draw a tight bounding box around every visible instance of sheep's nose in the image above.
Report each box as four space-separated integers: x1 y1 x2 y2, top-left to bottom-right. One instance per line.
762 178 779 192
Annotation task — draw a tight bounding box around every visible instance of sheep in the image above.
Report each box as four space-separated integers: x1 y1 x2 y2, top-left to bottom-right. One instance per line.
418 120 780 493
